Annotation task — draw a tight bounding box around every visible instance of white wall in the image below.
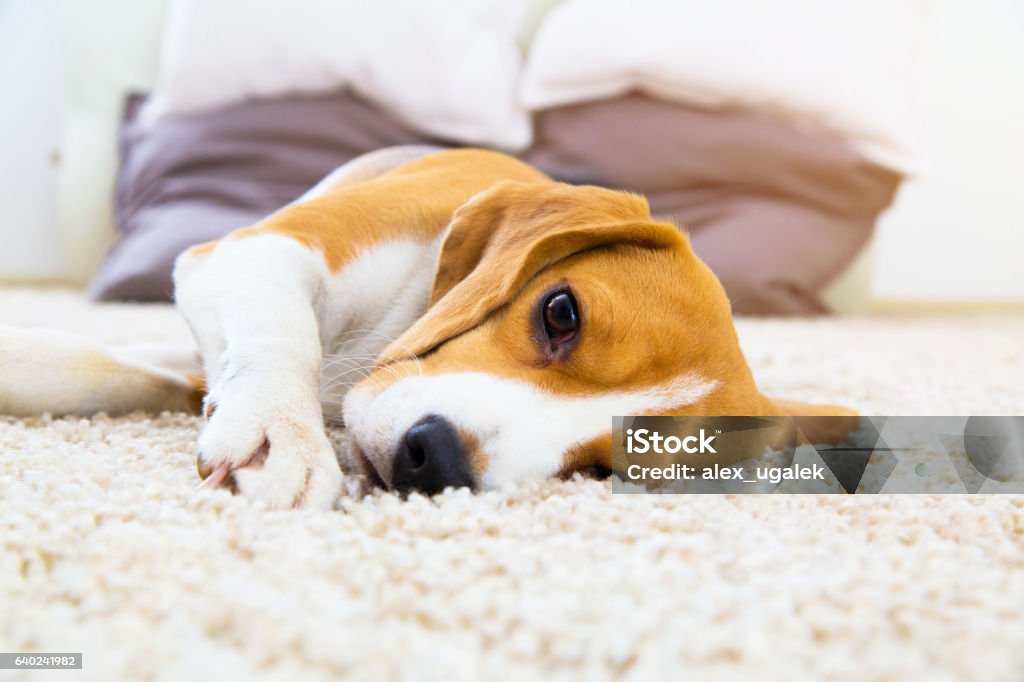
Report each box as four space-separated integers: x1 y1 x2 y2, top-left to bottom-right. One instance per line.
873 0 1024 302
0 0 68 280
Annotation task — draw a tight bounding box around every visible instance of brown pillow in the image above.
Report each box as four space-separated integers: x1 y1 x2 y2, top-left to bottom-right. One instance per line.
524 94 901 314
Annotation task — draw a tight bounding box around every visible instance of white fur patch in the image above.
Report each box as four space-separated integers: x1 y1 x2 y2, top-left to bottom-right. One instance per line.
316 238 442 421
343 372 718 488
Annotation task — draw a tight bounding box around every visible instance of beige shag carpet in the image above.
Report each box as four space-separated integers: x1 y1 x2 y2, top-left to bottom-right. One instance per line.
2 287 1024 681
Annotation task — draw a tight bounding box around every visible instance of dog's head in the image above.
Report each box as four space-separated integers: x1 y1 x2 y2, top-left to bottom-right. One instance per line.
342 181 853 493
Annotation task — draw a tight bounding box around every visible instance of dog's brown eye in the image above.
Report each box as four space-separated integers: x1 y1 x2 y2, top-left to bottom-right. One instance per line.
542 290 579 345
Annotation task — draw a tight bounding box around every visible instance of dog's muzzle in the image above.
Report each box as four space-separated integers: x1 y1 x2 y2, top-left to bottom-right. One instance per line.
391 415 474 495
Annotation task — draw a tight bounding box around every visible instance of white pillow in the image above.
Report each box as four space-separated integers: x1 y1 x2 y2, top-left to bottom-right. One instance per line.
142 0 531 150
520 0 932 172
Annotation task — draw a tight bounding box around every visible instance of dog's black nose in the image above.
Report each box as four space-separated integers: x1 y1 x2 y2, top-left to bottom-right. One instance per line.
392 415 474 495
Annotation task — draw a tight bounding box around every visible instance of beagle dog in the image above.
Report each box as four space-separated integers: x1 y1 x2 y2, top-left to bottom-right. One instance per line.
0 147 853 509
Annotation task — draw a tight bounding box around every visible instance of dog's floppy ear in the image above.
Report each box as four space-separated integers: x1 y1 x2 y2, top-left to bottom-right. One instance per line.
427 180 681 304
377 180 685 365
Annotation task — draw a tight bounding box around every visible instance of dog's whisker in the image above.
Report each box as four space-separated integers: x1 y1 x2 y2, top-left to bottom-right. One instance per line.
321 364 374 385
321 352 383 361
321 357 376 371
321 362 392 393
324 328 425 379
322 350 421 386
320 356 379 372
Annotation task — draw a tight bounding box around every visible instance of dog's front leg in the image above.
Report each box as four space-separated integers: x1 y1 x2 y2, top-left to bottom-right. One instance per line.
174 234 342 510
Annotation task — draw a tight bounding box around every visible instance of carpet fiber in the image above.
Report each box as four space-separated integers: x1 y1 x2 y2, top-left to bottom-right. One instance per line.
2 288 1023 681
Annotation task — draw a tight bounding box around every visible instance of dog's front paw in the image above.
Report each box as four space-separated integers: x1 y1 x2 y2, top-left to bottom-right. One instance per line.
196 398 342 510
